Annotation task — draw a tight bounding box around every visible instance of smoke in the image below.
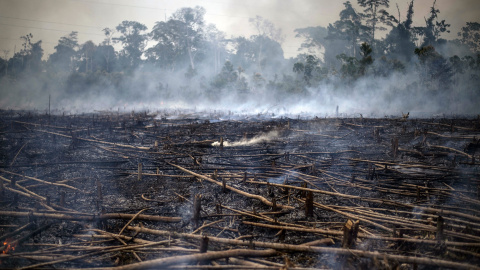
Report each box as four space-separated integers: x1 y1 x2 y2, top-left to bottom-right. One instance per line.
1 49 479 118
1 62 478 117
212 130 280 147
1 4 479 118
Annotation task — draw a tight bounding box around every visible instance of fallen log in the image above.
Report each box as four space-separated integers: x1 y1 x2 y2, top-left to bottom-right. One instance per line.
427 143 473 159
35 129 150 150
248 180 480 224
127 226 480 270
76 249 278 270
0 222 34 242
0 175 47 201
0 211 181 223
168 162 294 210
19 239 174 270
1 170 81 192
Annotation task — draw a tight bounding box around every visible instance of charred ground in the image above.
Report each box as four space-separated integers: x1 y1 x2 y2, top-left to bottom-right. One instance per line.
0 110 479 269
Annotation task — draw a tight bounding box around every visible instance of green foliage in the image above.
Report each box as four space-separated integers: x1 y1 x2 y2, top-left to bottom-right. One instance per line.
0 3 477 107
336 42 374 80
292 54 327 86
326 1 370 57
252 72 265 89
458 22 480 53
376 56 405 76
420 0 450 47
211 61 238 89
17 33 44 73
414 45 453 90
148 7 206 71
49 31 79 73
295 26 343 66
359 42 373 75
249 16 284 43
295 26 328 52
336 53 359 79
113 21 148 71
231 35 284 72
383 1 416 63
357 0 397 48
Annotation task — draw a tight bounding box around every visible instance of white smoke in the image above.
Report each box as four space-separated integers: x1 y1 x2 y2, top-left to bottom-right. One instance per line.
212 130 280 147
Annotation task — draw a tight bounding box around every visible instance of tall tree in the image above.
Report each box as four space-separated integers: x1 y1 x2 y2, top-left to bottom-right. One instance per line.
211 60 238 89
248 16 284 71
414 45 452 90
231 35 284 72
335 42 374 81
18 33 44 73
421 0 450 47
79 40 96 73
113 21 148 70
171 6 206 72
205 24 227 74
458 22 480 53
295 26 328 55
292 54 325 86
249 15 284 44
98 28 117 72
383 0 416 62
0 50 9 76
357 0 397 50
48 31 78 73
102 27 115 46
94 44 116 72
326 1 369 57
148 6 206 72
358 42 373 75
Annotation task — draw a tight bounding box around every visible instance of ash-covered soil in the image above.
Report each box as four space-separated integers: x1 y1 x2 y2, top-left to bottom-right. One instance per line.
0 110 479 269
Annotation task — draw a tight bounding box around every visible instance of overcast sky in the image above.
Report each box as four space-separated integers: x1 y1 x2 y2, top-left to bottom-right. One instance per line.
0 0 479 59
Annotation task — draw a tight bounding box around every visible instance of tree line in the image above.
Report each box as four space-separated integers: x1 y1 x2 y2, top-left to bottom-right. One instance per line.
0 1 479 111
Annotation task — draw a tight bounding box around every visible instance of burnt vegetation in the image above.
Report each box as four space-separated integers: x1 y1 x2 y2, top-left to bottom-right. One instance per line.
0 110 480 269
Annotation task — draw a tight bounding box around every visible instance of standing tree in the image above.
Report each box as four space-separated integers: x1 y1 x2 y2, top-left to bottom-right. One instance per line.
292 54 325 86
113 21 148 71
295 26 329 56
17 33 44 73
0 50 9 76
414 45 452 90
148 6 206 73
327 1 369 57
357 0 397 51
205 24 227 74
211 60 238 89
335 42 374 81
79 40 96 73
49 31 79 73
102 27 115 46
358 42 373 75
171 6 206 73
420 0 450 47
458 22 480 53
93 28 117 73
248 16 284 71
383 0 416 62
231 35 284 73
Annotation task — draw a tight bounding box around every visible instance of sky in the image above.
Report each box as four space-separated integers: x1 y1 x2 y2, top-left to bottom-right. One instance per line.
0 0 479 59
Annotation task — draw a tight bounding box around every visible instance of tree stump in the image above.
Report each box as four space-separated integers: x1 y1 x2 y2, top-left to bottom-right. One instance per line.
342 219 360 249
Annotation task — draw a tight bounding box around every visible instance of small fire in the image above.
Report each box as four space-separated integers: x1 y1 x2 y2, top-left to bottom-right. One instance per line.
2 240 16 254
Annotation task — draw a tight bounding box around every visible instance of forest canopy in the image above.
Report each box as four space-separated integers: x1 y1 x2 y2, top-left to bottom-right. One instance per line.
0 1 479 116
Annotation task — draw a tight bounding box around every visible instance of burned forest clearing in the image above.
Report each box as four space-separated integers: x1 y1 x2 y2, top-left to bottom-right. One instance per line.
1 110 480 269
